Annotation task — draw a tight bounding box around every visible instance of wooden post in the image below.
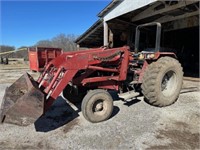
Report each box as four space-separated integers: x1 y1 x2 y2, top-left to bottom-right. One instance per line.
104 21 108 46
108 29 113 48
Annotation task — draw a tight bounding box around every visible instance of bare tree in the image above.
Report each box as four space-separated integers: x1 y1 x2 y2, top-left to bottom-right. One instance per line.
35 34 78 51
36 40 53 47
0 45 15 53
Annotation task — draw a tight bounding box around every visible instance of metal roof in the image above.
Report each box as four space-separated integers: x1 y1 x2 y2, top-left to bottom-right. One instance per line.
75 19 103 47
75 0 121 47
97 0 122 17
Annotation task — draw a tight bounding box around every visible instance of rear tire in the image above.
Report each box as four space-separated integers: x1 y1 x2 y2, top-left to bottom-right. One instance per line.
81 89 113 123
141 57 183 107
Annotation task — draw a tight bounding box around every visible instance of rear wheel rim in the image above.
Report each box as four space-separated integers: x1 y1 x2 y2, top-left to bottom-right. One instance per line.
161 70 177 97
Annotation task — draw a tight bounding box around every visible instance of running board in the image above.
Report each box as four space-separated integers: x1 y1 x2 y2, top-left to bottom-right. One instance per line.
118 91 140 101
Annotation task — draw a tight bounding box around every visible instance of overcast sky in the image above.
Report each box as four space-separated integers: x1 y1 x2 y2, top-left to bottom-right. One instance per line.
0 1 110 48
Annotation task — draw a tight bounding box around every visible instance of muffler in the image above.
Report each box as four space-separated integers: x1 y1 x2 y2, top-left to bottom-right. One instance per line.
0 73 45 126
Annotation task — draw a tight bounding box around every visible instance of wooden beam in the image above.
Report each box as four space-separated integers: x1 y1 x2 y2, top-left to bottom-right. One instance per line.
163 15 199 31
131 1 198 22
155 10 199 24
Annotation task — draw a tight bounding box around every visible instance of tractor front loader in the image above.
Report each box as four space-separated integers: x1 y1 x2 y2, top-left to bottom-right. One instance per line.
0 22 183 126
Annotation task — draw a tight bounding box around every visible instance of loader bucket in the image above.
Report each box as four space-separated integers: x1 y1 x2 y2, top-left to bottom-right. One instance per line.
0 73 45 126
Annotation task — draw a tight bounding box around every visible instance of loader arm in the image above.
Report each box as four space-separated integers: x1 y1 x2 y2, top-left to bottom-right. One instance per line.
38 46 130 111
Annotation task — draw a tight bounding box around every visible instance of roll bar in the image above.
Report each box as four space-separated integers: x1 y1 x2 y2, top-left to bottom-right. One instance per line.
134 22 161 52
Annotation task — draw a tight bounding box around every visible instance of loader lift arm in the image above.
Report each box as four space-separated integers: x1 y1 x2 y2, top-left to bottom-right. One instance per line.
38 46 130 111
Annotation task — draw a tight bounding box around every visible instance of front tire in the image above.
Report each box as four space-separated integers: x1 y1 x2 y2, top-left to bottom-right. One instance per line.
81 89 113 123
141 57 183 107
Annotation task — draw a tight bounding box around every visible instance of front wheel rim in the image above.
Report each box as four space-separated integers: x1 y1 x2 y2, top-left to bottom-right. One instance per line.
92 99 108 116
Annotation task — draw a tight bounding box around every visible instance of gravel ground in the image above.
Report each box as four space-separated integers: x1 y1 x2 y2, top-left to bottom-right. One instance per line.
0 64 199 149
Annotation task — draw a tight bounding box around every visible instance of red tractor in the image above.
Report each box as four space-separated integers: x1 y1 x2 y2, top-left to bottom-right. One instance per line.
0 22 183 126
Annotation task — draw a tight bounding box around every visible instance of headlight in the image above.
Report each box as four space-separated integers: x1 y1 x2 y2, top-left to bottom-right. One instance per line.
146 53 155 59
138 54 144 60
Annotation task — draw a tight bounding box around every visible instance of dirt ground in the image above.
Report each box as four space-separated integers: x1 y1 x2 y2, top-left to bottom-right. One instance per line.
0 62 199 150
